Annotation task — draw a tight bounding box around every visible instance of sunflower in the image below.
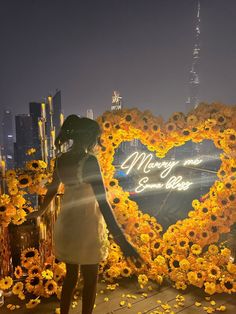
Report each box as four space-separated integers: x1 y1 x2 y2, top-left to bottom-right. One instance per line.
53 265 66 283
165 122 177 132
162 246 174 259
21 247 39 263
207 265 221 280
138 274 148 288
12 209 27 225
151 239 163 256
28 265 42 277
191 244 202 255
204 282 216 295
187 114 198 126
220 277 236 294
6 169 17 179
154 255 166 266
121 266 132 277
26 298 41 309
14 266 23 279
186 228 197 240
0 193 11 205
44 279 58 295
26 160 41 171
175 281 187 290
8 186 19 195
179 259 191 271
11 194 26 207
107 266 121 278
208 244 219 255
187 271 198 285
0 276 13 290
169 255 185 270
195 258 207 270
176 237 190 251
12 282 24 295
0 204 7 216
103 270 114 283
42 269 54 280
226 262 236 275
18 174 32 188
25 274 43 294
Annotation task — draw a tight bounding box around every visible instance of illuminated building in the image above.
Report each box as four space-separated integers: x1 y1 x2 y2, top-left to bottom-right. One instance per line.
29 102 42 160
111 91 122 111
14 114 33 168
1 109 14 169
186 0 201 112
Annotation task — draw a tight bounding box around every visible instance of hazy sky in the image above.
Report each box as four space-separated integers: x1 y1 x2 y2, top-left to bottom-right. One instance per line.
1 0 236 121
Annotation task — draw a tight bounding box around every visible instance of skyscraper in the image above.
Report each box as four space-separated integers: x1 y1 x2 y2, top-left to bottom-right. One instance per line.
14 114 33 168
186 0 201 112
1 109 14 169
52 90 62 137
29 102 42 160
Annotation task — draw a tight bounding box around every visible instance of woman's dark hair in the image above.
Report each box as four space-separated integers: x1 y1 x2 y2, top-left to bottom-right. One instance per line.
55 114 101 152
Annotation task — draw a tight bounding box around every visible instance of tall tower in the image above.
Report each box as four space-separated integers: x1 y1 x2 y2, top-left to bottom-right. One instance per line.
29 102 42 160
186 0 201 112
1 109 14 169
14 114 33 168
111 91 123 111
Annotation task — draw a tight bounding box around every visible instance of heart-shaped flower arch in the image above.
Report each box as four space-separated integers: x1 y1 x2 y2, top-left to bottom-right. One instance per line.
96 103 236 294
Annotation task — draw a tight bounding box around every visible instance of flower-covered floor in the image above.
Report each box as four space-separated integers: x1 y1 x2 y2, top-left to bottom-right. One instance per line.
1 278 236 314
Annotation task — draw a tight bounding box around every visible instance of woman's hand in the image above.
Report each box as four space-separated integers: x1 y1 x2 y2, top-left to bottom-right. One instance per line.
114 234 143 263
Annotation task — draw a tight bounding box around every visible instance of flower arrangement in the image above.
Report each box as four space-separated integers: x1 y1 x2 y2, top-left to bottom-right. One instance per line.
96 103 236 294
0 103 236 306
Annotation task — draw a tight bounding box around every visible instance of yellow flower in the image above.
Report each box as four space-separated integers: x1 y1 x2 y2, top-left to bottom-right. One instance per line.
191 244 202 255
204 282 216 295
216 305 226 311
26 298 41 309
25 275 43 294
12 282 24 295
42 269 54 280
21 247 39 263
208 244 219 255
28 265 42 277
26 148 36 155
140 233 150 243
18 174 32 188
44 280 58 295
175 281 187 290
154 255 166 266
14 266 23 279
121 266 132 277
18 291 25 300
0 193 11 205
227 262 236 274
138 274 148 288
11 194 26 207
179 259 190 271
0 276 13 290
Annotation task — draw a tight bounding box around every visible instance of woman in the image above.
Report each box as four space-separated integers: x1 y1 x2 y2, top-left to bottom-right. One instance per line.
29 115 141 314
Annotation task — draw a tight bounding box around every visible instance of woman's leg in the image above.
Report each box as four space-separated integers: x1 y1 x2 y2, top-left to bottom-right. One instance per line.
60 263 79 314
80 264 99 314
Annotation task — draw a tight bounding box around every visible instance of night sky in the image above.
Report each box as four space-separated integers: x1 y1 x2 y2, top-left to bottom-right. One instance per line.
1 0 236 122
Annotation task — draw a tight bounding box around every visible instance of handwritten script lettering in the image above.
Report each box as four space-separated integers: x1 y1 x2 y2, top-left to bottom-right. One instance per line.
120 152 202 193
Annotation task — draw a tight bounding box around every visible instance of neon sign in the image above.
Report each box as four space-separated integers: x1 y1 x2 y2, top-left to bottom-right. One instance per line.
120 152 203 193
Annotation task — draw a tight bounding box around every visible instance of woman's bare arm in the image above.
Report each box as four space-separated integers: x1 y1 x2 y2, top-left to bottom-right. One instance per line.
83 155 140 258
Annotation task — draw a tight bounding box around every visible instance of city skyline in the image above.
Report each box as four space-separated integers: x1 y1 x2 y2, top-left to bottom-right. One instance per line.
1 0 236 122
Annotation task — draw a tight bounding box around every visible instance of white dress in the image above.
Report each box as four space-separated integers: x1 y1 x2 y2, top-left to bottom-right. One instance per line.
54 156 109 264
